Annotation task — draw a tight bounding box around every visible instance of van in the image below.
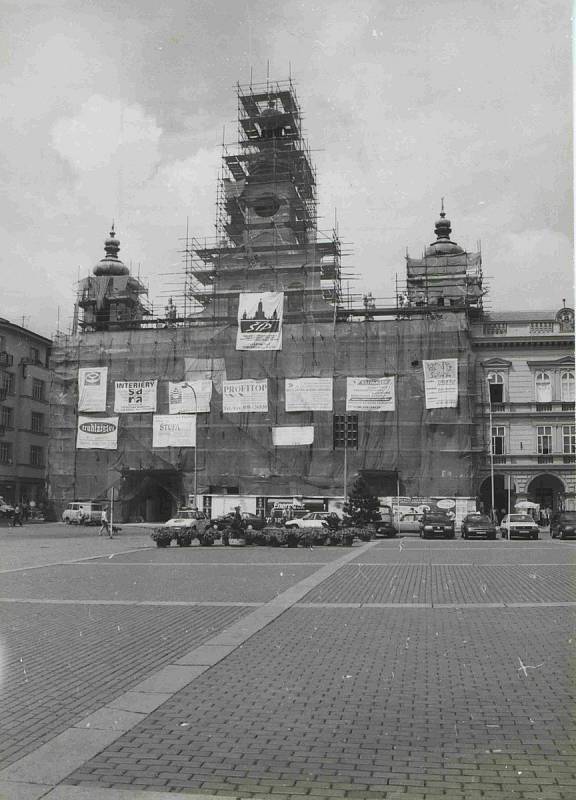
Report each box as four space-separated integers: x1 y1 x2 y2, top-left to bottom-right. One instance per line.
62 502 104 525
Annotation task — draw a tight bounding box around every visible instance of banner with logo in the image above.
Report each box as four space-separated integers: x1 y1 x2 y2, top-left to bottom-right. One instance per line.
78 367 107 412
114 380 157 413
76 416 118 449
168 380 212 414
152 414 196 448
236 292 283 351
272 426 314 446
222 379 268 413
423 359 458 408
285 378 333 411
346 377 395 411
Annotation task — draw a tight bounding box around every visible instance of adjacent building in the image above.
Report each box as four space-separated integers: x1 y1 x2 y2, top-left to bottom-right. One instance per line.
0 318 51 506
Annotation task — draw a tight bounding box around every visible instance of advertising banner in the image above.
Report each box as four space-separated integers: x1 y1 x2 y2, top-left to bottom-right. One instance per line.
285 378 333 411
222 379 268 413
152 414 196 448
168 380 212 414
346 377 395 411
114 380 157 413
236 292 283 351
78 367 107 412
423 359 458 408
272 426 314 446
76 416 118 450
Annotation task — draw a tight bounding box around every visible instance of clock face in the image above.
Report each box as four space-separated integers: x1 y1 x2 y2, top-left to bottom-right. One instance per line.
252 194 281 218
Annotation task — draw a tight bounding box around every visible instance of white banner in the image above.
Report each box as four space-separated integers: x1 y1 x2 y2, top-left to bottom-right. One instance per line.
285 378 333 411
236 292 283 351
423 359 458 408
168 380 212 414
153 414 196 448
272 426 314 446
114 380 157 413
346 377 395 411
78 367 107 412
223 379 268 413
76 416 118 450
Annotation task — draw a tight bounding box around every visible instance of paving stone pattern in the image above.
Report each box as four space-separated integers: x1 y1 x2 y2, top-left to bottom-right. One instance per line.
0 563 319 604
0 603 250 770
301 564 576 605
66 606 576 798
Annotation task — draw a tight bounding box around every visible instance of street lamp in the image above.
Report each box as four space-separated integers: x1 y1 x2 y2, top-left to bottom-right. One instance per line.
487 378 495 521
188 384 198 509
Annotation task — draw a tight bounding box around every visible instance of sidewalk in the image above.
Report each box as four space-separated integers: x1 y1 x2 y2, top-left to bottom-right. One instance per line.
0 532 574 800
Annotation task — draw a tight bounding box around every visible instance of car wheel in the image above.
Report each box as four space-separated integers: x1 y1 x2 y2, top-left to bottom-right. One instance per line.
489 534 496 540
461 531 466 539
533 533 539 540
156 539 170 548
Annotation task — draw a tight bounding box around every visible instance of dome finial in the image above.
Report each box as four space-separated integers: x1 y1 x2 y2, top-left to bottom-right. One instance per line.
93 224 129 276
440 197 445 218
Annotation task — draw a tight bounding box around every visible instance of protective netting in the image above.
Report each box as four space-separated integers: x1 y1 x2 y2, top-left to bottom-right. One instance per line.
49 312 478 515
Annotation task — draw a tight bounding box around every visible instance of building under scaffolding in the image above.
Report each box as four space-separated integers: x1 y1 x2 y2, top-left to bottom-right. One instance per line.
49 79 541 523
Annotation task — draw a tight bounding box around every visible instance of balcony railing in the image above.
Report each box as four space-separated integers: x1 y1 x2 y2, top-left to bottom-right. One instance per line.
0 387 7 402
536 403 553 412
482 453 575 467
478 401 575 416
0 352 13 367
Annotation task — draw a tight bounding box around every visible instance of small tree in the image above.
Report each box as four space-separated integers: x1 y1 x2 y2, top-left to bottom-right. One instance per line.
344 477 381 526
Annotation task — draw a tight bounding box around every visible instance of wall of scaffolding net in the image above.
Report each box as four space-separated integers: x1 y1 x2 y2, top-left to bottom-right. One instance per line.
49 312 478 516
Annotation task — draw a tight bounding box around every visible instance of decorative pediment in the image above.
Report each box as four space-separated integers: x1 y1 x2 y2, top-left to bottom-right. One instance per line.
526 355 575 369
481 358 512 369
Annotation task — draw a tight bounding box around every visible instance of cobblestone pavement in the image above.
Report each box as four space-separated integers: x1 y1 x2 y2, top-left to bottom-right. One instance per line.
0 525 575 799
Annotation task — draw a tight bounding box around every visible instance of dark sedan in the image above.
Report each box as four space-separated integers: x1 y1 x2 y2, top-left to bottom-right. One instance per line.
210 512 266 531
461 513 497 540
420 512 455 539
550 511 576 540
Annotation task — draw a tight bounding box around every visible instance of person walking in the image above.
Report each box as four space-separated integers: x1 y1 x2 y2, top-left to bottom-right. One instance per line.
11 504 23 527
99 509 111 537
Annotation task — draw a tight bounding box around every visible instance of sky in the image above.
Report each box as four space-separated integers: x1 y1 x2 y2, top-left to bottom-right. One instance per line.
1 0 573 337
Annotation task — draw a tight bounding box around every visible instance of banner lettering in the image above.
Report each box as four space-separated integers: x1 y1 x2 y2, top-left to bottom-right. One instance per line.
285 378 333 411
223 380 268 413
78 367 107 412
153 414 196 448
76 416 118 450
168 380 212 414
423 359 458 408
114 380 157 413
236 292 283 351
346 377 395 411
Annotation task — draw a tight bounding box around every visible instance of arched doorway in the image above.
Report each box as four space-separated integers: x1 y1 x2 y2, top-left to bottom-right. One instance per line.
479 475 515 518
119 469 182 522
526 474 566 513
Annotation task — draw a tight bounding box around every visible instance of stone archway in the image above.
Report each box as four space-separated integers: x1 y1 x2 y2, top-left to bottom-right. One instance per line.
526 474 566 513
479 475 515 518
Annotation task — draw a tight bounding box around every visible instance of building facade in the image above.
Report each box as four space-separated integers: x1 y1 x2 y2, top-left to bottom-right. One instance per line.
47 80 574 522
471 307 575 514
0 318 51 506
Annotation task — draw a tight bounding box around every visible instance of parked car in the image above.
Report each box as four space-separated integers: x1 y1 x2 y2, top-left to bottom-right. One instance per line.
152 508 211 547
62 501 105 525
0 497 14 517
396 512 424 534
420 512 455 539
374 508 397 538
550 511 576 540
461 514 497 540
500 513 539 540
210 511 266 531
284 512 329 529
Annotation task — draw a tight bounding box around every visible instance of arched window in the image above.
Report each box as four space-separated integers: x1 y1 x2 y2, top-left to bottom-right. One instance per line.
487 371 504 403
561 371 575 402
535 372 552 403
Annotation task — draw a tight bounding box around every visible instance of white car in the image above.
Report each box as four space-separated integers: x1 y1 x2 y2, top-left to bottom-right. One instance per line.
284 512 329 529
0 497 14 517
163 508 210 533
500 513 539 540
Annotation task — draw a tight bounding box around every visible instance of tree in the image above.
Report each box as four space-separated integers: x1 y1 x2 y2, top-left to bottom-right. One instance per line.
344 477 381 526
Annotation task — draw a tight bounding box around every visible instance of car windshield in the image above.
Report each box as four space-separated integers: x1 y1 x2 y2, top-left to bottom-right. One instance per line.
508 515 533 522
467 515 492 524
424 514 451 522
559 512 576 522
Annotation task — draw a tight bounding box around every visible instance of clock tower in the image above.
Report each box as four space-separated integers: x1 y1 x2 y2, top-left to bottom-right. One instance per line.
187 80 342 321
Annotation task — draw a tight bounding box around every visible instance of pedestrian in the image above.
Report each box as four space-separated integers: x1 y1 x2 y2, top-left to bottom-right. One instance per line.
99 509 111 537
11 504 23 527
